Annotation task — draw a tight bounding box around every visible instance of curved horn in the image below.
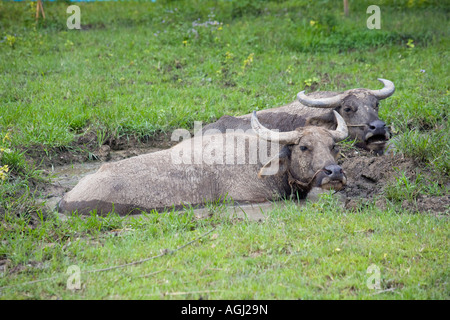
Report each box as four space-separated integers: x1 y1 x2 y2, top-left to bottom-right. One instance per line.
251 111 302 145
297 90 343 108
329 111 348 142
370 78 395 100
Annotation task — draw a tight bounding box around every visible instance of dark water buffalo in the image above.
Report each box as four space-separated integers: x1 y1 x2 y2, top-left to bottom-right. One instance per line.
58 111 348 216
202 79 395 154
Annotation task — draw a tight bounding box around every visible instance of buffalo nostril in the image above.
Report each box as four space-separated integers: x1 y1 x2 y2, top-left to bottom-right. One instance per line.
323 165 343 177
368 120 386 132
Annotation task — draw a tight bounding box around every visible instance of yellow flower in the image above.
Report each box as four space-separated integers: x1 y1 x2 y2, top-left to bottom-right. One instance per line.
65 40 74 47
286 65 293 74
225 51 234 60
242 53 255 70
6 35 16 47
310 20 317 27
3 132 10 142
182 40 188 46
0 165 9 180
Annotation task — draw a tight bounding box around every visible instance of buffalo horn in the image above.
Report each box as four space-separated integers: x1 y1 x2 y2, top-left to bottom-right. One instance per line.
297 90 343 108
369 78 395 100
251 111 302 145
328 111 348 142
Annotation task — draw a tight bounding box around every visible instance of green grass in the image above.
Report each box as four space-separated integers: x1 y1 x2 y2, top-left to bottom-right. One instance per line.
0 195 448 299
384 170 447 202
0 0 449 299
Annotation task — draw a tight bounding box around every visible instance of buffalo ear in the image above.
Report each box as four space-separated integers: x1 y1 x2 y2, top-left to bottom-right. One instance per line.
258 146 291 178
306 111 336 130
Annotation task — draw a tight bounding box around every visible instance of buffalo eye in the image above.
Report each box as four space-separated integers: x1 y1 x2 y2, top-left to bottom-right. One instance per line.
299 146 308 151
343 107 352 112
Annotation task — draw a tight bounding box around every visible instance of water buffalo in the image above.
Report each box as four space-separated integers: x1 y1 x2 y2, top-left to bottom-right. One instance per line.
58 111 348 216
202 79 395 154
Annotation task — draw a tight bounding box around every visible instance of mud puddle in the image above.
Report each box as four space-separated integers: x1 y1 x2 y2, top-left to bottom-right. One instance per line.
51 162 104 189
40 148 335 221
44 161 314 222
41 148 316 221
38 146 448 218
39 147 164 213
190 200 318 222
190 187 345 222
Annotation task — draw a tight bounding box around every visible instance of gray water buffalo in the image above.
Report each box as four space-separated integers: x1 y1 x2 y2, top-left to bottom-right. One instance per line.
202 78 395 154
58 111 348 216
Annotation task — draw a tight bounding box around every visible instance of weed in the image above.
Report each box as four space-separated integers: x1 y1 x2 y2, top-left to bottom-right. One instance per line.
384 171 423 202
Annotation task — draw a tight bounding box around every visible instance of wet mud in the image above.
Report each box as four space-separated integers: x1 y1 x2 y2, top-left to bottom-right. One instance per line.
37 142 448 220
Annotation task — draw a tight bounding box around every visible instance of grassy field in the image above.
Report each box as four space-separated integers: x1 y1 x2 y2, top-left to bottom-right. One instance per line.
0 0 448 300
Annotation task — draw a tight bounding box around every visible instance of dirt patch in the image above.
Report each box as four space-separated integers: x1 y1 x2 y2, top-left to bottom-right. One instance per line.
27 133 448 216
23 131 177 168
0 259 48 275
22 131 176 214
339 149 449 214
402 195 449 214
339 150 416 199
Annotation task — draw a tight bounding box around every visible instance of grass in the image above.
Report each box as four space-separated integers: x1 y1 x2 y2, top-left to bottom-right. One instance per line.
0 0 449 299
383 170 447 203
1 195 448 299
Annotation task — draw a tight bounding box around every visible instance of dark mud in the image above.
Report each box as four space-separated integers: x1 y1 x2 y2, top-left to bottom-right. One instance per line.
24 131 177 168
34 135 449 216
338 148 449 214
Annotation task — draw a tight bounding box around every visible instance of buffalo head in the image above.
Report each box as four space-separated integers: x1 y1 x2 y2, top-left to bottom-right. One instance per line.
297 78 394 153
251 110 348 193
